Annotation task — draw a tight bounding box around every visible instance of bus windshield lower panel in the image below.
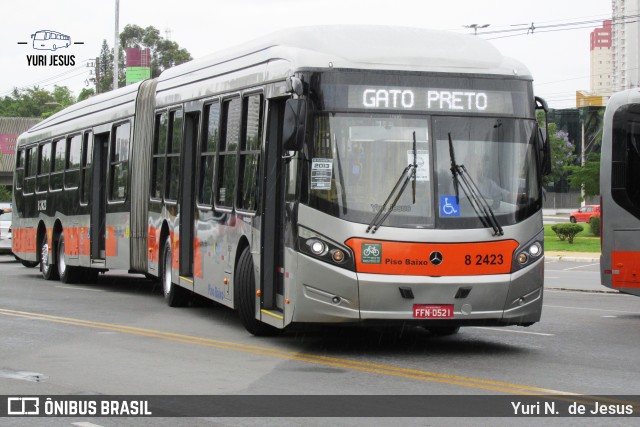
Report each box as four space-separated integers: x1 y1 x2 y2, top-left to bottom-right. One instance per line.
306 113 541 229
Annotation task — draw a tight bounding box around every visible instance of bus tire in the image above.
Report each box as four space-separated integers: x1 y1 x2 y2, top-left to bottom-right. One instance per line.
425 326 460 336
21 260 39 268
40 234 59 281
161 238 189 307
57 232 79 284
236 247 280 336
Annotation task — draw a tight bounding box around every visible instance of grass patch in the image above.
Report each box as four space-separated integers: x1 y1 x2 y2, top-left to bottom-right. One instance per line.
543 224 600 252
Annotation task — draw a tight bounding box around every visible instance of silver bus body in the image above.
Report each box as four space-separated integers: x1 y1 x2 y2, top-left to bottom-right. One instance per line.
600 88 640 296
13 26 546 334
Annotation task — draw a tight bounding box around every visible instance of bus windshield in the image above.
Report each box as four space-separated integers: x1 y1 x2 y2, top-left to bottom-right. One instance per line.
307 113 541 229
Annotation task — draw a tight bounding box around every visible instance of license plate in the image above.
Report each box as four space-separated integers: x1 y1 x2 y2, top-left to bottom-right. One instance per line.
413 304 454 318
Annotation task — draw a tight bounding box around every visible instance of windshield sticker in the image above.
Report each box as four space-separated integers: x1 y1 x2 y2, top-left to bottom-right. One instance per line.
311 158 333 190
439 196 460 217
361 243 382 264
407 150 429 181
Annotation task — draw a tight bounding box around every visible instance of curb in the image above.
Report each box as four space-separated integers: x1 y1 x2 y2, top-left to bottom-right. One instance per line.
545 255 600 263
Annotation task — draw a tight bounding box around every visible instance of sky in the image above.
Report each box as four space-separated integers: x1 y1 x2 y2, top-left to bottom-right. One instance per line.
1 0 612 109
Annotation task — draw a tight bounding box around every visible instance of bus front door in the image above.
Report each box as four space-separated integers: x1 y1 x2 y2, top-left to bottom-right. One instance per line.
260 98 288 315
178 111 199 278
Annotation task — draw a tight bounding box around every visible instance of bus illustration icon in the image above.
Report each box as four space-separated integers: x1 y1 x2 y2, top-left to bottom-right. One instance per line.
31 30 71 51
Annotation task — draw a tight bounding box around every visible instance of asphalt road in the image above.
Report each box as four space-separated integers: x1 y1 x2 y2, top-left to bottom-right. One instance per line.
1 253 639 426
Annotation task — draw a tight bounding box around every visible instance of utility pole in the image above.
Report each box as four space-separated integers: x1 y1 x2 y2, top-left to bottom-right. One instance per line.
464 24 490 35
95 57 101 94
113 0 119 90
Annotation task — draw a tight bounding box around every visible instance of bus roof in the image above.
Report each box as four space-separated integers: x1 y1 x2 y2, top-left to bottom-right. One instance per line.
158 25 532 85
19 25 532 146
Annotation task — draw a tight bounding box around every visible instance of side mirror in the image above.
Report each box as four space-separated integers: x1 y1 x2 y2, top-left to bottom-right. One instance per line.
535 96 551 176
282 98 306 151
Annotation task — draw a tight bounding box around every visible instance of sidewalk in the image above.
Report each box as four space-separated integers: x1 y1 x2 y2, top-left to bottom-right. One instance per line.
545 251 600 263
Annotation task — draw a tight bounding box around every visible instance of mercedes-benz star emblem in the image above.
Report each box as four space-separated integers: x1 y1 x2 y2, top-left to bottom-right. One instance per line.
429 251 443 266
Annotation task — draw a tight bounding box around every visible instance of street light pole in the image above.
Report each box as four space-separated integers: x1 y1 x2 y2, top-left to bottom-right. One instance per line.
464 24 490 35
113 0 119 90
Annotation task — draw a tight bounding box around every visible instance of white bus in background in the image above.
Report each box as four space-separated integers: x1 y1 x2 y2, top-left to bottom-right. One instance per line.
600 88 640 296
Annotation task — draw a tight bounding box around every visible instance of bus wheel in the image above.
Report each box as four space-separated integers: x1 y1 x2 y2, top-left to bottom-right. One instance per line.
425 326 460 336
161 238 189 307
21 260 39 268
40 235 59 281
57 232 79 284
236 247 280 336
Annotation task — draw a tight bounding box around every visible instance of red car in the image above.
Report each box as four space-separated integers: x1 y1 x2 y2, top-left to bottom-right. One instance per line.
569 205 600 223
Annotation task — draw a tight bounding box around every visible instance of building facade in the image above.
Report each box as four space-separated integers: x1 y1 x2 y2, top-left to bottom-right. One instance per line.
612 0 640 92
0 117 41 186
591 20 612 96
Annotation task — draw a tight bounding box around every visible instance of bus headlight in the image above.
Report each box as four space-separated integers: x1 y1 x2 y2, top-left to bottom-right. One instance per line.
528 242 542 258
298 226 355 271
512 230 544 272
308 239 327 255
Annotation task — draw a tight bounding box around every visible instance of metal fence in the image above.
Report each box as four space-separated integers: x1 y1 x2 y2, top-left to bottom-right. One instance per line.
543 190 599 210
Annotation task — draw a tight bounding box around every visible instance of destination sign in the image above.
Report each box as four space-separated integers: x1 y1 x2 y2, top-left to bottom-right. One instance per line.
346 86 515 114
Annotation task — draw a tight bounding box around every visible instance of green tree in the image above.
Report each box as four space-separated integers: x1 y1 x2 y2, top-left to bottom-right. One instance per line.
95 25 192 93
96 40 125 93
119 25 192 78
0 185 11 202
566 152 600 197
77 88 95 102
0 85 74 118
544 122 577 187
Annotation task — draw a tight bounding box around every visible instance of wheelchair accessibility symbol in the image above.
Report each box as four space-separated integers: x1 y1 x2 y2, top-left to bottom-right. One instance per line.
439 196 460 217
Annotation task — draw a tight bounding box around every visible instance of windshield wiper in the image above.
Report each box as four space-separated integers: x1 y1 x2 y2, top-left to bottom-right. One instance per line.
448 133 504 236
367 132 418 234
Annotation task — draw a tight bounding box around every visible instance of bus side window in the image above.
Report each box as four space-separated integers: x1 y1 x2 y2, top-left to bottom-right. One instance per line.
81 131 93 204
626 122 640 208
15 149 24 191
199 102 220 206
50 138 65 191
216 97 241 209
37 142 51 193
65 134 82 189
238 94 263 212
165 109 183 202
151 112 168 200
109 122 131 201
24 146 38 195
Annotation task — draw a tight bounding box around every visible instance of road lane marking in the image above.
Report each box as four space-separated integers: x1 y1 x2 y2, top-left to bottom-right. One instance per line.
561 263 599 271
545 304 636 314
55 286 104 292
470 327 554 336
0 307 635 406
72 423 105 427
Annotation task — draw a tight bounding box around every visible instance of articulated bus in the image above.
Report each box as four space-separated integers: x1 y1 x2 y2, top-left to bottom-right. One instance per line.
13 26 551 335
600 88 640 296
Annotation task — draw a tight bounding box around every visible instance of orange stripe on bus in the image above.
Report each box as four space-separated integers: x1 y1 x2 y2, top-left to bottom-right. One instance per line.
612 251 640 288
345 238 519 276
148 226 159 263
105 226 117 257
12 227 37 254
194 237 203 278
